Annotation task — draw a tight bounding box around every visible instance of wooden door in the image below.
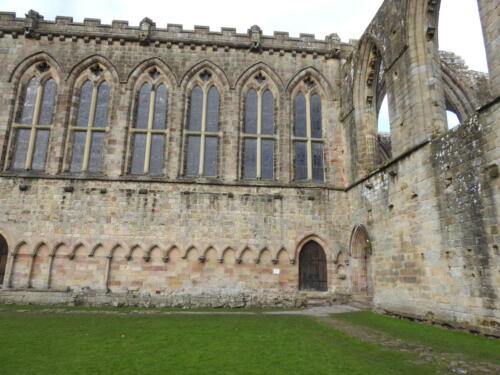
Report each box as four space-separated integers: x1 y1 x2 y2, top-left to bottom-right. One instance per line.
299 241 327 291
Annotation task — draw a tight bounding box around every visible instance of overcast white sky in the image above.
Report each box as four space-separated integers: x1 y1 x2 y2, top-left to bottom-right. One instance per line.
5 0 488 131
5 0 488 72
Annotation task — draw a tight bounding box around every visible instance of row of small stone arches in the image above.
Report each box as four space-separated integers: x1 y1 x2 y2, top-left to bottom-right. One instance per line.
11 240 296 265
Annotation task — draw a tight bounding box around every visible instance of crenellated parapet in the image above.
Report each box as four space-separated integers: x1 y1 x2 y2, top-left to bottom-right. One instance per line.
0 11 353 59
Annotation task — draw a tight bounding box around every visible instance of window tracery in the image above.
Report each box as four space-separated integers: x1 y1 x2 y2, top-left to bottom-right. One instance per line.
10 62 57 171
292 77 324 182
184 70 221 177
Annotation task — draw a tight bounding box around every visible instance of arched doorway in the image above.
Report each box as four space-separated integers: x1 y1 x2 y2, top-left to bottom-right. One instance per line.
299 241 327 291
0 235 8 285
349 225 372 297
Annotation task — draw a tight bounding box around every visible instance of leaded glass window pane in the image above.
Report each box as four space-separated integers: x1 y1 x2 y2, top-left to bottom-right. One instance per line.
11 128 30 170
206 86 219 132
294 141 307 181
135 83 150 130
153 84 167 130
88 131 105 173
185 135 200 177
38 79 56 125
311 94 322 138
244 89 257 134
262 90 275 135
93 81 109 128
261 139 275 180
31 129 50 171
294 93 307 137
188 86 203 131
130 133 147 174
19 77 39 125
203 136 218 177
312 142 324 182
70 131 87 172
149 134 165 176
76 80 93 127
243 138 257 179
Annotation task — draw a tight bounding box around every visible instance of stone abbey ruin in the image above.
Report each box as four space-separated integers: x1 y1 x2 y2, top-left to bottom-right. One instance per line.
0 0 498 336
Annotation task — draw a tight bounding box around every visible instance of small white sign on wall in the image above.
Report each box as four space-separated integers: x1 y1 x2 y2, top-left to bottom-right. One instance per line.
273 268 280 275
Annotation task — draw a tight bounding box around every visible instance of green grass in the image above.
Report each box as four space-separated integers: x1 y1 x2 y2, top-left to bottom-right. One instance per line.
333 311 500 364
0 303 298 313
0 311 443 375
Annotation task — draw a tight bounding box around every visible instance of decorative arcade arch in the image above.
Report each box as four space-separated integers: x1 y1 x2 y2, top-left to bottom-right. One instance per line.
0 235 7 285
349 225 372 298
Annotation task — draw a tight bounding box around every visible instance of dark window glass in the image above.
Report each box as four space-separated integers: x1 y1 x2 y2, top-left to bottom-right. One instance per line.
243 138 257 179
130 133 147 174
261 139 275 180
153 84 168 130
188 86 203 131
88 131 105 173
312 142 324 182
244 89 257 134
261 90 275 135
149 134 165 176
19 77 39 125
76 80 93 127
203 136 218 177
93 81 109 128
206 86 219 132
38 79 57 125
135 83 150 130
185 135 200 176
310 94 322 138
294 141 307 181
11 128 30 170
31 129 50 170
70 131 87 172
294 93 307 137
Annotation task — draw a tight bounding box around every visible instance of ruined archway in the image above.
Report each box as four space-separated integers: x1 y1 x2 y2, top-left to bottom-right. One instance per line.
0 235 8 285
299 240 327 291
349 225 372 299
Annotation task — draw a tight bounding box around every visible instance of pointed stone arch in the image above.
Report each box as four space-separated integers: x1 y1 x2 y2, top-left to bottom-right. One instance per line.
298 240 327 291
286 66 335 101
179 59 230 90
127 57 177 89
8 51 62 83
349 225 372 298
0 233 8 286
66 54 120 84
234 62 284 94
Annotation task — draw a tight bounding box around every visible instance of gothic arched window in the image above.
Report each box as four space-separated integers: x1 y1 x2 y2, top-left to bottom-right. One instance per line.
293 85 324 182
129 68 169 176
69 68 110 173
11 63 57 171
242 85 276 180
184 70 220 177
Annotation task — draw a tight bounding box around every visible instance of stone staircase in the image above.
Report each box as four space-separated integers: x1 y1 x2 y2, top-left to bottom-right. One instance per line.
302 291 333 307
349 295 373 310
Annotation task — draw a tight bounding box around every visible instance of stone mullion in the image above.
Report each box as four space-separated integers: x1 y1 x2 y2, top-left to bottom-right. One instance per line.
105 83 128 177
166 89 183 179
46 81 68 174
223 89 239 181
280 96 291 183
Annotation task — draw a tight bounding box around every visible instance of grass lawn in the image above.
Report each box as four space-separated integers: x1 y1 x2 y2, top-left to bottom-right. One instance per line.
333 311 500 364
0 311 445 375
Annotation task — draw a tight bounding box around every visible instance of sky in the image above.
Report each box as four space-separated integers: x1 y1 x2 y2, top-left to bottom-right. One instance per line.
5 0 488 131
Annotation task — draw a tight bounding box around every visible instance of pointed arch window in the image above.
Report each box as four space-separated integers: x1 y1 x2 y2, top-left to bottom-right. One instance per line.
11 65 57 171
293 86 324 182
184 71 221 177
242 84 276 180
69 71 110 173
129 68 169 176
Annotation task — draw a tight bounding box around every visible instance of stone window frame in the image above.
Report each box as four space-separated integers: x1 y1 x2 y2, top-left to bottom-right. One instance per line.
63 64 113 174
239 71 280 181
181 69 223 178
290 77 326 183
7 61 59 172
125 67 172 177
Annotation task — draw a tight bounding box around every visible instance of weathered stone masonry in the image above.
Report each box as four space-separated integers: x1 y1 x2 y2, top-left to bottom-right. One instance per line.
0 0 498 336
